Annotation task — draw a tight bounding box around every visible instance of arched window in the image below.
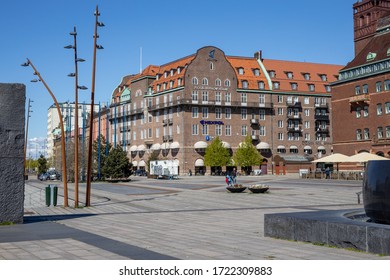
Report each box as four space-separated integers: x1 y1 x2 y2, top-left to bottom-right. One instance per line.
202 78 208 85
192 77 198 85
215 78 221 86
224 79 231 87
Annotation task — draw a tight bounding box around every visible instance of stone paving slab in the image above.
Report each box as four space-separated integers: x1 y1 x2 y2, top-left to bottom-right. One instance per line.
1 175 389 260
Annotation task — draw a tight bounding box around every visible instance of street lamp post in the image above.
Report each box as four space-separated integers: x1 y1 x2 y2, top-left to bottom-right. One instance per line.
24 98 33 180
86 5 104 207
65 26 87 208
21 59 69 207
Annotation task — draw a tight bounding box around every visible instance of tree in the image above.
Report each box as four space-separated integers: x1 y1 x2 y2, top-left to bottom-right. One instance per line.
204 136 231 168
37 155 48 174
101 145 132 179
93 135 112 179
233 135 263 174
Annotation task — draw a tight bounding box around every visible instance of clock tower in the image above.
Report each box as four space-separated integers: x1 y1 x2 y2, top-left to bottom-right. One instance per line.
353 0 390 55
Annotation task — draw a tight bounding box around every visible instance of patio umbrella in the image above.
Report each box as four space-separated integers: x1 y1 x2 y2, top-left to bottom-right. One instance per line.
312 153 350 163
346 152 390 163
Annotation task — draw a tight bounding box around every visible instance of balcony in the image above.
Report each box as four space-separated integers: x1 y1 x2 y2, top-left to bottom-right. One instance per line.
286 101 302 108
287 126 302 132
251 135 259 140
314 114 329 121
162 119 168 126
314 103 328 109
349 94 370 104
250 118 259 125
287 113 302 120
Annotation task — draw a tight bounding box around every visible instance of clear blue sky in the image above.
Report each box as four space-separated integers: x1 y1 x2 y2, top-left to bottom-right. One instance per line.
1 0 356 156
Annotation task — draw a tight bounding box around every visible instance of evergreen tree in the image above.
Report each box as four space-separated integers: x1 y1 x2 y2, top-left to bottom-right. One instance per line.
101 145 132 178
233 135 263 173
93 135 112 179
204 136 231 167
37 155 48 174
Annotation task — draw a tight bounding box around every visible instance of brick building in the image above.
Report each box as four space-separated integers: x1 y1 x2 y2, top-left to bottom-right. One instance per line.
332 0 390 158
109 46 341 175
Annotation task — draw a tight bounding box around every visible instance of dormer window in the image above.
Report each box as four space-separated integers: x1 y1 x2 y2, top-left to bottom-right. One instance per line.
258 81 265 89
169 80 174 88
253 69 260 76
273 81 280 89
319 74 327 81
164 72 168 78
308 84 315 92
286 72 293 79
177 67 181 74
325 85 331 92
268 70 276 78
156 74 160 80
242 80 248 89
170 69 174 76
291 83 298 90
303 73 310 80
238 68 244 75
178 78 182 86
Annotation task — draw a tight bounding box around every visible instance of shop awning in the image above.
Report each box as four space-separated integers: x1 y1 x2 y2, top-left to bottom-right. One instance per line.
170 142 180 149
150 143 161 151
130 145 138 152
138 160 146 167
194 141 207 149
277 145 286 149
161 142 170 150
304 145 312 150
132 161 138 166
256 142 270 149
222 141 231 149
137 144 146 152
318 145 326 150
195 158 205 166
290 145 298 149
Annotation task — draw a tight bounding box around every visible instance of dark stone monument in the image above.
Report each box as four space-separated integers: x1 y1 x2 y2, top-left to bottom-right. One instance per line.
0 83 26 224
363 160 390 224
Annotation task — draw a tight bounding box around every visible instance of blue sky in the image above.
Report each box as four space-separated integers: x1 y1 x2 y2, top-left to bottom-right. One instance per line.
1 0 356 156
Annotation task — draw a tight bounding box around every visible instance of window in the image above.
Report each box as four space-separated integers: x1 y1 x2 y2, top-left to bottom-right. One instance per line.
155 111 160 122
225 92 231 102
291 83 298 90
277 108 283 115
303 73 310 80
277 95 283 103
273 82 280 89
202 107 208 118
242 80 248 89
268 70 276 78
202 91 208 101
356 107 361 118
277 133 284 141
177 125 180 134
202 124 208 135
385 80 390 91
308 84 315 92
304 97 309 105
363 106 369 117
169 80 174 88
386 126 390 138
215 107 222 119
378 127 383 139
355 86 361 95
304 109 310 116
258 81 265 89
385 102 390 114
364 128 370 140
156 128 159 138
192 107 198 118
192 90 198 101
202 78 208 85
210 62 214 70
224 79 231 87
215 79 221 86
278 120 283 128
304 121 310 129
290 147 299 154
325 85 331 92
241 93 247 103
259 109 265 120
215 92 221 102
259 126 266 136
225 124 231 136
241 125 247 136
286 72 293 79
377 103 383 115
376 81 382 92
320 74 327 81
215 124 222 136
259 94 265 104
253 69 260 76
241 108 247 120
363 84 368 94
192 124 198 135
225 108 232 120
304 133 310 141
238 68 244 75
148 128 152 138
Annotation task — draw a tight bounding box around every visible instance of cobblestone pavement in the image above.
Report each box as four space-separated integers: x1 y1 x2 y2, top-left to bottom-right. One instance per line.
1 174 389 260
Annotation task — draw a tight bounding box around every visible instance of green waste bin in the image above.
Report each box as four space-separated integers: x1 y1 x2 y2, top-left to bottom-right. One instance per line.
45 186 51 206
45 185 58 207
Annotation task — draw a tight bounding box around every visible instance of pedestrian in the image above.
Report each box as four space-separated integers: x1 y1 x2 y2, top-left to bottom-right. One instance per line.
226 174 232 187
325 167 330 179
232 168 237 184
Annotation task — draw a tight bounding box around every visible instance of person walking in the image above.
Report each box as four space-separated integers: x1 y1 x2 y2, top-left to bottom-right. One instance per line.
232 168 237 184
225 174 232 187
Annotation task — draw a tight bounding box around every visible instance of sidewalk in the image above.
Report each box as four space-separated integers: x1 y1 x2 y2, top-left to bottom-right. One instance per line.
1 175 388 260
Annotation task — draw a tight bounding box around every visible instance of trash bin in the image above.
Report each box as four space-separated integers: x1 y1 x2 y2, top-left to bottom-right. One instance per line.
45 186 51 206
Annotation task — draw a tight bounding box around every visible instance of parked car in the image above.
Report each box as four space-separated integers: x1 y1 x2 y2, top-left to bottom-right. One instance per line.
253 169 262 176
49 172 61 180
39 173 50 181
135 169 147 176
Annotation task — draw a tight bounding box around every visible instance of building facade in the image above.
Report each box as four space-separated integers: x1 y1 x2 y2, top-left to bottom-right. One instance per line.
332 0 390 158
109 46 341 175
